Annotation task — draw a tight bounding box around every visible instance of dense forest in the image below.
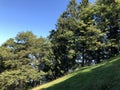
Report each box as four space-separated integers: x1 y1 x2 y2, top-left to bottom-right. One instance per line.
0 0 120 90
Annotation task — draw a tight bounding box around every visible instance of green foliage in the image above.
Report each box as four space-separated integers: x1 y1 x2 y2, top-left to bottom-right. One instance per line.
0 31 52 90
50 0 109 69
0 66 43 90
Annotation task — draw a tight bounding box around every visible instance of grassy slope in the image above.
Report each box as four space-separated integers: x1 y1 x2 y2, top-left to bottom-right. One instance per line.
32 55 120 90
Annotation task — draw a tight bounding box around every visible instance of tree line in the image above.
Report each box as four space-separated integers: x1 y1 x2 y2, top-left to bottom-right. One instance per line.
0 0 120 90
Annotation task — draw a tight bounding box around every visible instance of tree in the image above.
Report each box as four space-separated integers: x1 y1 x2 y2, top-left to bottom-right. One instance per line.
50 0 107 68
49 0 79 77
94 0 120 56
0 31 52 90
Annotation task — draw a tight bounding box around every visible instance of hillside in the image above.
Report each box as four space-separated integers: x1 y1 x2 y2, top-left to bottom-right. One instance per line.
32 55 120 90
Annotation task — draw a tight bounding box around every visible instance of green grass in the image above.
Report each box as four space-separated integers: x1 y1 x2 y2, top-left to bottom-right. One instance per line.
32 55 120 90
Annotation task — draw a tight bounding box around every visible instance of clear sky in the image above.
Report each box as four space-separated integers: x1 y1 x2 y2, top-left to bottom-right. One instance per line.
0 0 95 45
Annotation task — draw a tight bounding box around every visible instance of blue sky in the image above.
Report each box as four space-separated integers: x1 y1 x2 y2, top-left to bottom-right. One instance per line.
0 0 95 45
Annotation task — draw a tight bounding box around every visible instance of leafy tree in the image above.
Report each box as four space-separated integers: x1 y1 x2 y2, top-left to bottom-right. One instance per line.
49 0 79 77
94 0 120 56
0 31 52 90
50 0 109 68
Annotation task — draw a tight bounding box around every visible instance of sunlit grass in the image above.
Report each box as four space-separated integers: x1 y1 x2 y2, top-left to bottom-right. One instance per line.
32 73 73 90
32 55 120 90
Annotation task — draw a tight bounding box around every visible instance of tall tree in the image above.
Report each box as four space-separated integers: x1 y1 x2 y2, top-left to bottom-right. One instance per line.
94 0 120 56
49 0 78 77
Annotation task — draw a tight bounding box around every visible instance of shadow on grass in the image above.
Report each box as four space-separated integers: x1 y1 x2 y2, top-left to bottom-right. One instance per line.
42 57 120 90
